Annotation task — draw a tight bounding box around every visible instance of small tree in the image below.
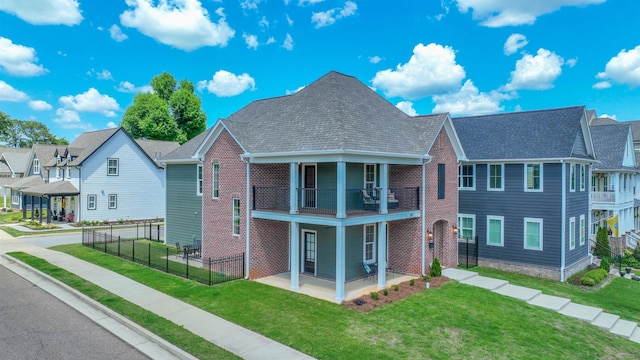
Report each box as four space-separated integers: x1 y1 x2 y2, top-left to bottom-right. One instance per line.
430 258 442 277
594 226 610 259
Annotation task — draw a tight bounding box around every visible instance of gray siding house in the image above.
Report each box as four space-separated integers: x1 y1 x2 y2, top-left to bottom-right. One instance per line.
453 106 597 281
160 129 211 247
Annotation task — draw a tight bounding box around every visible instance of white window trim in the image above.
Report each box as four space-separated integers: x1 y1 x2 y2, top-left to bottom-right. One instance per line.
569 217 576 250
364 164 378 195
579 215 586 246
363 224 377 264
108 194 117 209
487 164 504 191
196 164 203 196
523 217 543 251
107 158 119 176
459 164 476 190
65 166 71 179
486 215 504 246
580 165 586 191
524 163 543 192
457 213 476 240
33 158 40 175
232 198 240 236
212 162 219 199
87 194 96 210
56 167 62 179
569 164 576 192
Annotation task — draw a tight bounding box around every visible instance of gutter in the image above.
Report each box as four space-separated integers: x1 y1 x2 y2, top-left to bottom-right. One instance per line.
560 159 566 282
421 157 433 276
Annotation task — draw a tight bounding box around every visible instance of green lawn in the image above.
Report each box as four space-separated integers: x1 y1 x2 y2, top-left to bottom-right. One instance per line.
0 209 48 224
18 244 640 359
0 226 80 237
472 267 640 324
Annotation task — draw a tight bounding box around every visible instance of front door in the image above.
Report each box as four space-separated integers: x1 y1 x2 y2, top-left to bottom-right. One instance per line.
303 230 317 274
302 164 316 208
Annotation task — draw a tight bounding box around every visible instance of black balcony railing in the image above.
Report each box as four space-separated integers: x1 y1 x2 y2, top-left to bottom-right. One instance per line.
252 186 420 215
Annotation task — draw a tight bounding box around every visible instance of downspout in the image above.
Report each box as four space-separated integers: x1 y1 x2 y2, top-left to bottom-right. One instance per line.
560 160 566 282
241 155 251 279
421 156 433 276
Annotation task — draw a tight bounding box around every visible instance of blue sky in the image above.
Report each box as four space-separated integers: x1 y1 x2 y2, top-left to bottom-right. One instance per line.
1 0 639 142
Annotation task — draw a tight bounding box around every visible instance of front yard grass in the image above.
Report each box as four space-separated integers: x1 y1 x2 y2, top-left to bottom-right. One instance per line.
22 244 640 359
472 267 640 324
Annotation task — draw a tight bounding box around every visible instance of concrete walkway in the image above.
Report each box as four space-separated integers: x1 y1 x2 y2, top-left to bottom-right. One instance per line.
0 231 313 360
443 268 640 344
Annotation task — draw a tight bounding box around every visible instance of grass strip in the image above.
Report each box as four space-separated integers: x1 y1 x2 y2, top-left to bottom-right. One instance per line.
0 226 81 238
7 252 239 360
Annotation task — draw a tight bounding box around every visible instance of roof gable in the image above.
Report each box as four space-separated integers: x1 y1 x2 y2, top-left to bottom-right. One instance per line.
590 124 636 170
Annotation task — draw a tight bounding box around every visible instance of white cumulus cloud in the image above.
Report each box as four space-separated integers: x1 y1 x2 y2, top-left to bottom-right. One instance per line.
285 85 306 95
117 81 153 93
299 0 325 5
505 48 564 91
595 45 640 87
396 101 417 116
28 100 52 111
0 0 82 25
120 0 235 51
311 1 357 28
286 13 294 26
455 0 605 27
504 33 527 55
241 0 262 10
243 33 259 50
369 55 382 64
197 70 256 97
371 43 466 99
59 88 120 117
433 80 508 116
54 108 92 130
0 37 48 76
109 24 128 42
107 121 118 128
0 80 28 101
592 81 611 89
283 33 294 50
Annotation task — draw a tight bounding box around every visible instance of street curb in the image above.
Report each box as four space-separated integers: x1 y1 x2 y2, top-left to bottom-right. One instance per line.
0 254 198 360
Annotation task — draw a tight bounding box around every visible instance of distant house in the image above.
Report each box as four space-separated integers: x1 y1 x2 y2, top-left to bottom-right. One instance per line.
193 71 466 302
453 106 597 281
0 147 31 209
2 144 58 211
19 127 178 223
160 129 212 247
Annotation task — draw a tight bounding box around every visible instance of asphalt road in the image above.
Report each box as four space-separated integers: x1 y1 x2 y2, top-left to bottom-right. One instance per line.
0 266 149 360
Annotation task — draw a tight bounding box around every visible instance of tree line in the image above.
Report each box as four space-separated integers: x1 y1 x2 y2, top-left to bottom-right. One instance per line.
0 111 69 147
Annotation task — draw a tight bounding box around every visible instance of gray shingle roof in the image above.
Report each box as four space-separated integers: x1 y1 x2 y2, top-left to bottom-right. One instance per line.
161 128 212 161
21 180 79 196
0 148 31 175
67 128 120 166
136 139 180 164
222 71 439 156
452 106 594 161
590 124 635 170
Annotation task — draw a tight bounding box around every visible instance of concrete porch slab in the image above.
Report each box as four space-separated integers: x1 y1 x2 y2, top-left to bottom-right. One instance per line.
461 276 508 290
591 312 620 330
442 268 477 281
527 294 571 311
493 283 541 301
610 319 639 338
558 303 602 322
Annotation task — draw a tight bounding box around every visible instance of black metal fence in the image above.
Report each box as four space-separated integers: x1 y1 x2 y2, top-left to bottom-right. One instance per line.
81 223 164 243
458 236 478 269
81 226 245 285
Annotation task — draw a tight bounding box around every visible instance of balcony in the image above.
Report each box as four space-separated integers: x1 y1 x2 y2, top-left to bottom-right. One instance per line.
591 191 634 205
252 187 420 216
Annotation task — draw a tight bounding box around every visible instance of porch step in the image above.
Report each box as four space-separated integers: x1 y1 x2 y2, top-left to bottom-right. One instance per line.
527 294 571 311
442 268 477 282
493 284 541 301
461 276 508 291
558 303 602 322
610 319 638 338
591 312 619 330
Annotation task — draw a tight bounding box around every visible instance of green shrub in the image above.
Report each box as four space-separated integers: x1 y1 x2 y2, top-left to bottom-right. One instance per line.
382 289 388 296
431 258 442 277
582 268 608 284
581 277 596 286
392 284 399 291
409 279 415 286
594 227 610 258
422 275 431 282
370 291 379 300
600 258 610 271
633 247 640 262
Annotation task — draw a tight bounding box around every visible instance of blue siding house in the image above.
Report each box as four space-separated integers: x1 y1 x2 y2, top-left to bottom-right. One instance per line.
453 106 597 281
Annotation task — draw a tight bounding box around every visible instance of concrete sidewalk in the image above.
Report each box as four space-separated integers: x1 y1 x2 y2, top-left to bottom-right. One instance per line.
443 268 640 344
0 232 313 360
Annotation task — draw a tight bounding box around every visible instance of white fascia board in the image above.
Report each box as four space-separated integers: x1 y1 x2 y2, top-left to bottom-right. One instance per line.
461 157 600 165
443 115 468 161
251 210 420 226
248 150 428 165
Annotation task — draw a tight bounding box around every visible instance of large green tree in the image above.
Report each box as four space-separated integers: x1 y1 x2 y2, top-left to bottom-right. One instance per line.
121 72 206 143
0 115 67 147
0 111 10 139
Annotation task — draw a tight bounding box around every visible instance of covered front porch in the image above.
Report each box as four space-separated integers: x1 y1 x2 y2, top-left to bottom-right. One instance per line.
255 272 416 303
20 181 79 224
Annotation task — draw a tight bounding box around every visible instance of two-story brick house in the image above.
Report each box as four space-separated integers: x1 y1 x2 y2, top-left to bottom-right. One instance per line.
453 106 597 281
195 71 466 302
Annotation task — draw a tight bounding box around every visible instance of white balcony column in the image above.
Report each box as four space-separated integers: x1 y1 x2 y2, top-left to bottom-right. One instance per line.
290 162 299 214
337 161 346 218
290 221 300 290
377 221 387 289
613 173 620 203
335 225 346 302
379 163 389 214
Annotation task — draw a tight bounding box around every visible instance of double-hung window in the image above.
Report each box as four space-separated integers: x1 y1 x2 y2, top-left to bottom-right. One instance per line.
108 194 117 209
459 164 475 190
107 158 119 176
488 164 504 191
569 217 576 249
33 159 40 174
524 218 543 250
569 164 576 192
232 198 240 236
87 194 96 210
65 166 71 179
457 214 475 240
525 164 542 191
363 224 376 264
487 216 504 246
364 164 377 197
196 164 203 196
212 162 219 199
580 165 586 191
579 215 586 246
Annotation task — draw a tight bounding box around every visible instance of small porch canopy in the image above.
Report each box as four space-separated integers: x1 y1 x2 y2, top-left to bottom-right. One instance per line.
1 176 45 210
21 181 79 223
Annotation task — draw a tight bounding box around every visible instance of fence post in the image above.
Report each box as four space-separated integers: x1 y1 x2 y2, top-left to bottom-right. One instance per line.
118 236 121 257
92 230 95 249
166 248 169 273
148 243 151 267
186 254 189 279
110 224 113 242
104 234 107 253
208 258 212 286
132 239 135 261
157 224 160 242
466 237 469 269
149 223 152 240
136 223 139 240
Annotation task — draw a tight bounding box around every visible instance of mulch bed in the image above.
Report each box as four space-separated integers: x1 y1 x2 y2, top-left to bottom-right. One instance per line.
342 276 450 312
